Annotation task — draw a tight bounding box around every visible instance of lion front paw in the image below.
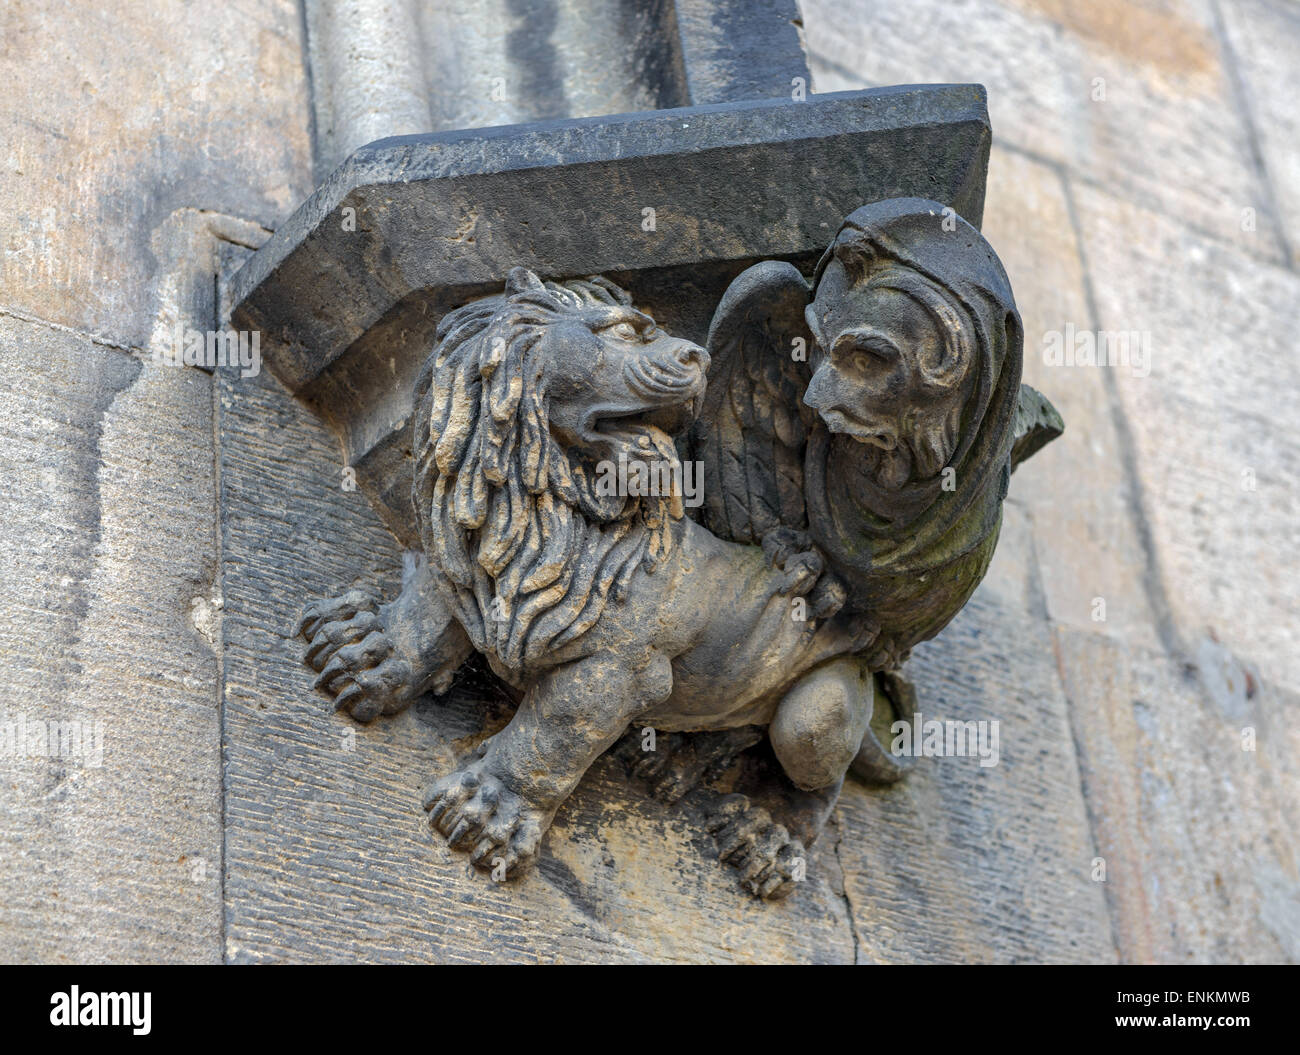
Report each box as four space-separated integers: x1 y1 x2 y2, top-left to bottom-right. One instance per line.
706 794 807 900
422 756 548 880
296 590 414 721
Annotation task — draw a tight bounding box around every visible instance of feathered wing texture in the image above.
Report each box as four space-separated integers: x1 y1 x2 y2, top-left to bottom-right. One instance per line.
692 261 815 546
1009 383 1065 473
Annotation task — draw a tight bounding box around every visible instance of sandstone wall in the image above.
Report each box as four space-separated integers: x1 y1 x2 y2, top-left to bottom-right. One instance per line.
1 0 1294 963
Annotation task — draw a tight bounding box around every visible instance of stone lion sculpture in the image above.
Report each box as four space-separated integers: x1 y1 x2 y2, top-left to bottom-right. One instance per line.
297 198 1062 899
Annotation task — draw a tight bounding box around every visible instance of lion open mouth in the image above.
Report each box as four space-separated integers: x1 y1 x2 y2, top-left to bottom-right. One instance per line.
584 402 694 453
584 349 706 453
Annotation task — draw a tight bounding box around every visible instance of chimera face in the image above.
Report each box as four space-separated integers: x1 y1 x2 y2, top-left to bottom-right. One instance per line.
806 286 943 449
804 265 973 487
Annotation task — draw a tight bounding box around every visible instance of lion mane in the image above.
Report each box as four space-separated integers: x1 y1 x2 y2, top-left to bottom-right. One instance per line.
412 273 683 676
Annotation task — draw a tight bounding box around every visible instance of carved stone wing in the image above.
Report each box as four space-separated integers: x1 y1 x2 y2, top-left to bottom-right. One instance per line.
1010 383 1065 472
691 261 814 545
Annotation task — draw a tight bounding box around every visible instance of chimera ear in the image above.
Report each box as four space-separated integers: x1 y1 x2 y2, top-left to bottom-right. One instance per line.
804 302 825 353
505 267 546 297
832 232 872 283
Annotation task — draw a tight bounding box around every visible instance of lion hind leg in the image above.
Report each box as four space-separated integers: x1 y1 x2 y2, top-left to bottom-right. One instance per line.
768 654 873 792
703 793 809 900
616 726 764 804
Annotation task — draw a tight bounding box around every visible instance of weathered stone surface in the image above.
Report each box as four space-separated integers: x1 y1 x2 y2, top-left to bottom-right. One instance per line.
802 0 1300 967
799 0 1300 967
230 85 993 542
802 0 1287 263
1061 180 1300 960
1054 628 1300 963
0 0 310 964
1073 183 1300 691
837 505 1117 964
0 318 222 962
1217 0 1300 267
3 0 1294 966
0 0 312 349
982 146 1162 651
302 0 805 177
304 0 443 178
673 0 810 104
232 85 992 392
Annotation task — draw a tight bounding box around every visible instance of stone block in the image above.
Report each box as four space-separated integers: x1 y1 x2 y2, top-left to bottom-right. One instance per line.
1073 183 1300 691
802 0 1286 263
0 317 222 962
837 517 1117 963
1217 0 1300 266
983 146 1163 650
0 0 311 347
1053 627 1300 962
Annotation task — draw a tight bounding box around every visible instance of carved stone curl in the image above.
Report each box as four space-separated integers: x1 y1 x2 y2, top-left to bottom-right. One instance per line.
297 198 1063 899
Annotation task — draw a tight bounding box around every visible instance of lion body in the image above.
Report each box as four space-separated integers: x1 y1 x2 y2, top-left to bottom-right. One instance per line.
412 272 870 732
579 516 873 732
405 269 887 887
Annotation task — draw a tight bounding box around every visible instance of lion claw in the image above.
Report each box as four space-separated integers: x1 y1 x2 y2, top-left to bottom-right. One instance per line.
296 592 414 721
423 757 548 880
761 527 825 598
705 794 806 900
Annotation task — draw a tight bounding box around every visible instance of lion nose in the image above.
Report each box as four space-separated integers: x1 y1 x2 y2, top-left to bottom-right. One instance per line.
676 343 710 373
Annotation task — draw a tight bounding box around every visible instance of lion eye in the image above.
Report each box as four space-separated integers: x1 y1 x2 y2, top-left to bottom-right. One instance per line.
608 321 639 341
852 352 872 373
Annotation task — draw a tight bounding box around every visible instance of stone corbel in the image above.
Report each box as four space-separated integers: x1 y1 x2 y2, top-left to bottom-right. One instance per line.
229 84 1063 900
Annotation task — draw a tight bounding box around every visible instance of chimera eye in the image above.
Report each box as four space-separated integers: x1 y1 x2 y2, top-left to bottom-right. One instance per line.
852 352 871 373
610 321 638 341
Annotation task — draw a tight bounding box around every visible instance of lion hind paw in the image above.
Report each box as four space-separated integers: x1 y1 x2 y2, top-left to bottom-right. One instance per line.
705 794 807 900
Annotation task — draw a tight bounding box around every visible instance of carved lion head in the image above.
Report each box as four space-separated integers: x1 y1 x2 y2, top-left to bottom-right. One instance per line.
412 267 708 675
